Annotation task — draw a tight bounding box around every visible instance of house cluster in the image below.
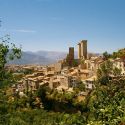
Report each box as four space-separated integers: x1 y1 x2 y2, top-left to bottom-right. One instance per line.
13 64 94 94
10 40 125 95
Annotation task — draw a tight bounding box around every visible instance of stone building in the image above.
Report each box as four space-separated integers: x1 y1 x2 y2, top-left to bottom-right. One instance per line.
66 47 74 66
69 47 74 60
50 62 63 73
49 75 70 89
78 40 87 59
112 58 125 75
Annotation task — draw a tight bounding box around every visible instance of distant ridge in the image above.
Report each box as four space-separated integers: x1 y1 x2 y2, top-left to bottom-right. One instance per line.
8 50 67 65
8 50 100 65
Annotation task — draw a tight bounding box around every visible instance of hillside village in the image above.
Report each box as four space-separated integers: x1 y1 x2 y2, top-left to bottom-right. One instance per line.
6 40 125 97
1 0 125 124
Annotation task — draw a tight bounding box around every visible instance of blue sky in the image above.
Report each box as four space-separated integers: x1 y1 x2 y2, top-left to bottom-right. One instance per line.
0 0 125 53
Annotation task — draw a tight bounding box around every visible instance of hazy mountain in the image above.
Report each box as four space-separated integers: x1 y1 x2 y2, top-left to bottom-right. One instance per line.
35 50 67 61
8 51 68 65
8 50 100 65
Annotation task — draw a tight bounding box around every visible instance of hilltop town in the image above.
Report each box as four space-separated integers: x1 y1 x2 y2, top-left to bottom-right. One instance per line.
6 40 125 97
1 39 125 124
1 0 125 124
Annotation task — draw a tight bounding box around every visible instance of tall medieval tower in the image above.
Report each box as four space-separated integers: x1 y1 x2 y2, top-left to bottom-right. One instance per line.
78 40 87 59
68 47 74 62
65 47 74 66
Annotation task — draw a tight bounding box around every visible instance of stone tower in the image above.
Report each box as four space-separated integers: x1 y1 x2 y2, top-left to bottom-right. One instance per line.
78 43 81 59
69 47 74 61
66 47 74 66
78 40 87 59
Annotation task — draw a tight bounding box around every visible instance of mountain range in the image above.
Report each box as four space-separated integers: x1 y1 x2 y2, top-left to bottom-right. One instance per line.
8 50 68 65
8 50 100 65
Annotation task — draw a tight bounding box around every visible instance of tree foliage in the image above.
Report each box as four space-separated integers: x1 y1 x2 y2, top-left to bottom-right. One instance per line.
87 61 125 125
0 36 21 88
1 22 125 124
111 48 125 59
102 51 111 60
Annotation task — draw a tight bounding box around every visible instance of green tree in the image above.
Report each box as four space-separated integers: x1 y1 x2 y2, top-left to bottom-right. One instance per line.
111 48 125 59
0 36 21 88
117 48 125 59
87 61 125 125
97 60 113 85
0 23 22 118
113 67 122 76
112 52 118 59
102 51 111 60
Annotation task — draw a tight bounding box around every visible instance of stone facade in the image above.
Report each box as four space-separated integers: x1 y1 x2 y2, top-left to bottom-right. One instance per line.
112 58 125 75
78 40 87 59
66 47 74 66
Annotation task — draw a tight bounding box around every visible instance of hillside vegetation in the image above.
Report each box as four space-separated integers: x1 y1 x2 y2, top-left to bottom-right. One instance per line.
1 41 125 125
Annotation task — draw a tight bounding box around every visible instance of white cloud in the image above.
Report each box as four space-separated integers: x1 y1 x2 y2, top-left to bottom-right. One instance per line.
11 29 36 33
0 29 37 33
